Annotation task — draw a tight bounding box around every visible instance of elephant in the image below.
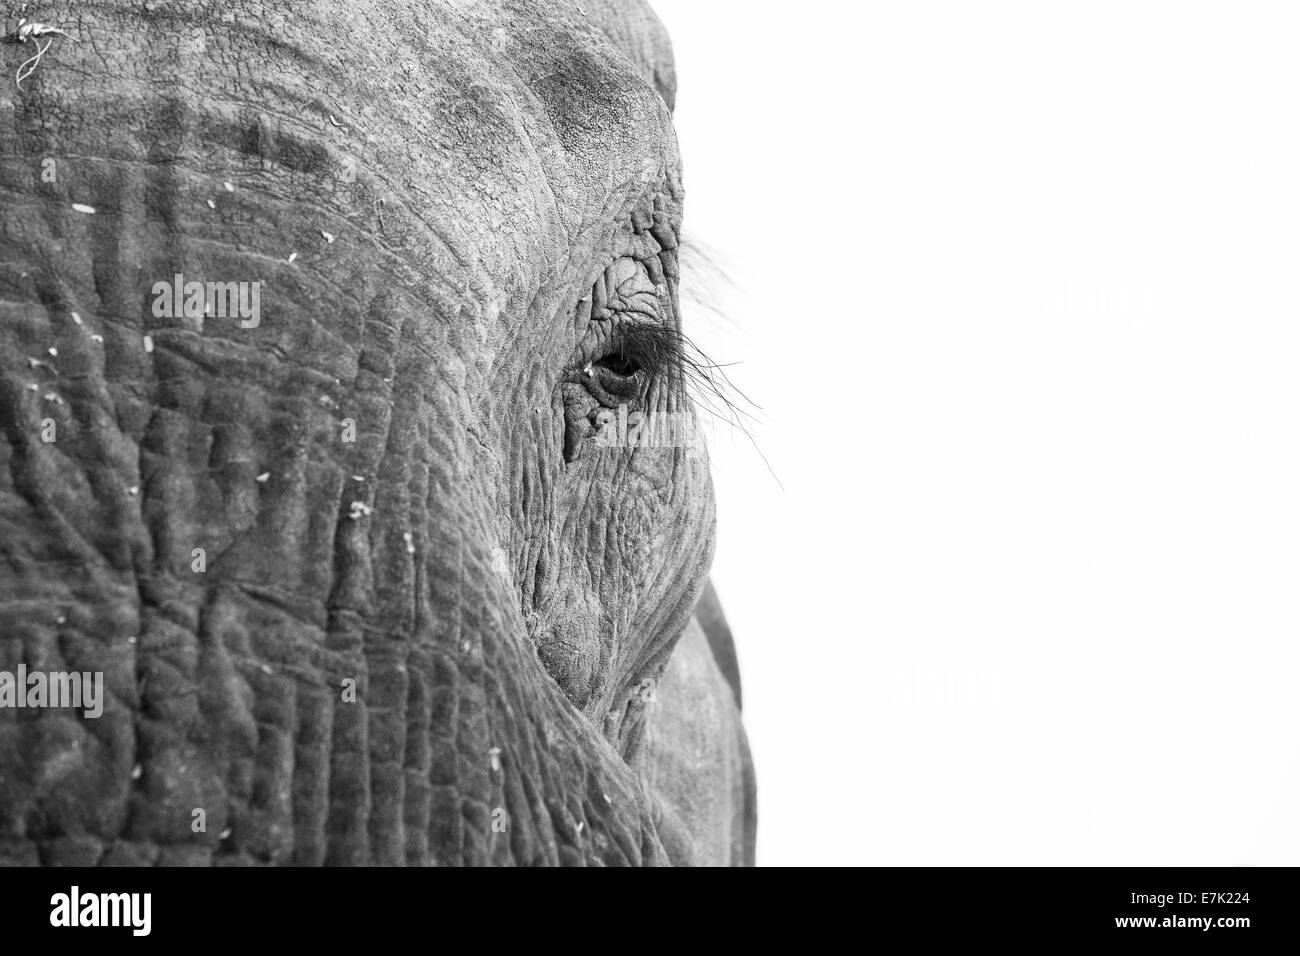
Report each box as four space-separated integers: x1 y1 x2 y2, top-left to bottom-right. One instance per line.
0 0 754 866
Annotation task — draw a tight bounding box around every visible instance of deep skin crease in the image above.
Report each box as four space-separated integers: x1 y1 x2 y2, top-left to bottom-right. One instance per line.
0 0 754 866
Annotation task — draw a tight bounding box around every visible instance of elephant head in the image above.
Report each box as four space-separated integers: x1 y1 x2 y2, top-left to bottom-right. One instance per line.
0 0 754 865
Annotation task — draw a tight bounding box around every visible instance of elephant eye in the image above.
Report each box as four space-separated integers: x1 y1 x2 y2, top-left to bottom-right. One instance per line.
561 246 736 462
560 285 734 463
583 319 685 403
595 351 640 378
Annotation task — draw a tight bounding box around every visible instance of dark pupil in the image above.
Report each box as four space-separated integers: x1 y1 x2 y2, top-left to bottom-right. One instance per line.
597 353 639 377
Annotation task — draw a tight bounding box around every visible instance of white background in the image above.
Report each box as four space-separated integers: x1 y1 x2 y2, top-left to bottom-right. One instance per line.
654 0 1300 866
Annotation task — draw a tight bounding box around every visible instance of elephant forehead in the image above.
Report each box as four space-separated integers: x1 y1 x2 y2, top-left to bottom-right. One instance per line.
580 0 679 112
365 0 684 317
37 0 679 302
443 1 683 227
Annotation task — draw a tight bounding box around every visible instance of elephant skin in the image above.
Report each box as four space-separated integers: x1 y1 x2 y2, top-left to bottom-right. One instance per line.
0 0 754 865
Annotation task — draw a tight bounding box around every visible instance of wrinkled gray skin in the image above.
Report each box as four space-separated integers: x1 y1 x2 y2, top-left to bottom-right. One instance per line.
0 0 755 866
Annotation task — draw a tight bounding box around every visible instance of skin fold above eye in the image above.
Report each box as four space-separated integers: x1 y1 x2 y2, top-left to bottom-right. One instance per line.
591 255 666 323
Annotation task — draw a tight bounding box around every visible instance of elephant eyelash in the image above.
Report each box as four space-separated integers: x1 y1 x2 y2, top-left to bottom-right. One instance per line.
604 320 751 430
602 321 684 380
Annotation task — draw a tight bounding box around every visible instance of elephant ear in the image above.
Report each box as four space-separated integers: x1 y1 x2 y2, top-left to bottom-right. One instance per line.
635 583 756 865
694 579 743 710
582 0 679 111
